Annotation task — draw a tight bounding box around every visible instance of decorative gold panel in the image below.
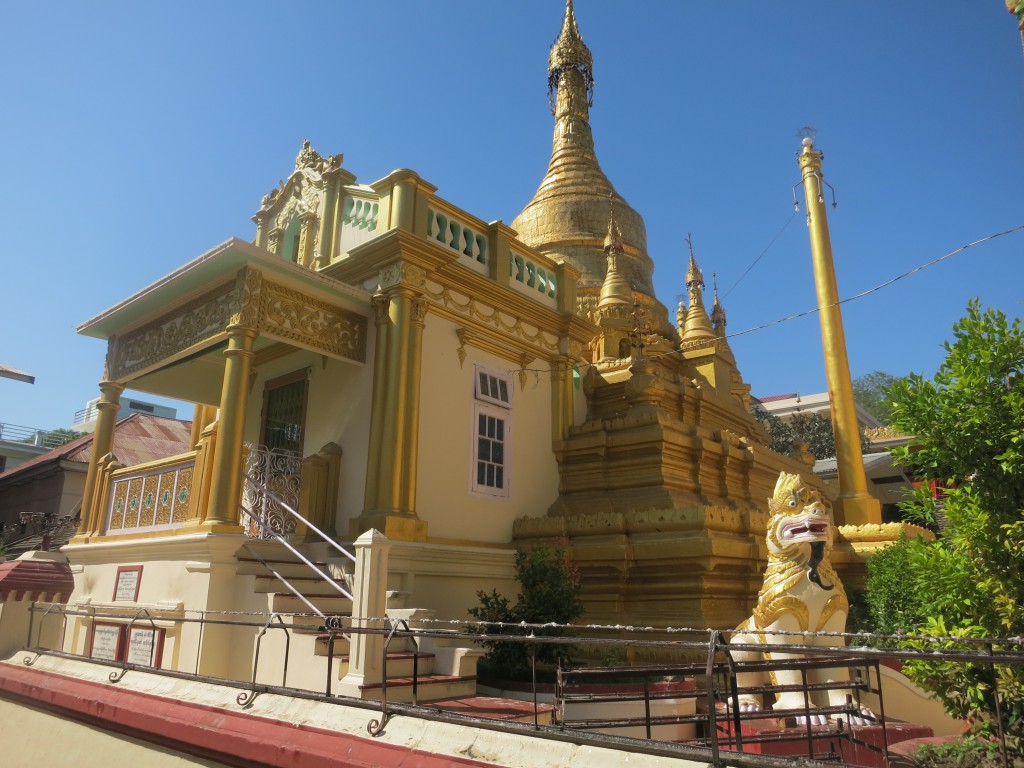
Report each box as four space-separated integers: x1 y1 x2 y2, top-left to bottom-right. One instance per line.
125 478 143 529
155 470 176 525
172 466 193 522
261 280 366 362
110 281 237 379
140 475 158 528
109 480 128 530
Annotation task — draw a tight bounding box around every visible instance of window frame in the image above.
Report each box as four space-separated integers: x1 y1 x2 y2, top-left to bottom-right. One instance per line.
471 365 512 499
259 368 310 455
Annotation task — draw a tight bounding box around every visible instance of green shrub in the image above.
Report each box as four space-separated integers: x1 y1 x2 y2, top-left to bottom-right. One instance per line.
468 543 584 681
861 301 1024 757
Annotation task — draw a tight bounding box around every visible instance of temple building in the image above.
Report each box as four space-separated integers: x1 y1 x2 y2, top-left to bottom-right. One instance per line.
42 0 861 692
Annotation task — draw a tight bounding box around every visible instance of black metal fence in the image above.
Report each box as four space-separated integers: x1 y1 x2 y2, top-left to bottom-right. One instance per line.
20 602 1024 768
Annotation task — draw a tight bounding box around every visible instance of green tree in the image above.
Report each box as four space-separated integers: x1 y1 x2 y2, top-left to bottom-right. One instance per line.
751 406 867 460
42 428 85 448
853 370 901 424
864 300 1024 755
468 543 584 681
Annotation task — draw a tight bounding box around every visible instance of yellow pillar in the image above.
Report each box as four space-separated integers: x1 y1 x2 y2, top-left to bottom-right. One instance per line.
362 294 391 513
75 380 124 540
401 296 428 512
189 404 217 449
380 289 414 511
298 211 317 268
551 355 575 442
353 283 427 541
798 138 881 526
204 325 256 528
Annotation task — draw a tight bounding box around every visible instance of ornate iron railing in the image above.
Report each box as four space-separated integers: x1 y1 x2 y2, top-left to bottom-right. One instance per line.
240 444 302 540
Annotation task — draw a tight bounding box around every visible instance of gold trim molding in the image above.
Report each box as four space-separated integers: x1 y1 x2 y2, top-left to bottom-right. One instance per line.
425 280 560 357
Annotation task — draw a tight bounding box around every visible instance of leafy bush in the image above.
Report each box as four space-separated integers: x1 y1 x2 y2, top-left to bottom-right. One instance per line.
861 301 1024 757
468 543 584 681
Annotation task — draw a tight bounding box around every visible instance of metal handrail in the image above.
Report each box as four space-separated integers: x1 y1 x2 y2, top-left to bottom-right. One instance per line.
241 467 356 562
239 471 354 603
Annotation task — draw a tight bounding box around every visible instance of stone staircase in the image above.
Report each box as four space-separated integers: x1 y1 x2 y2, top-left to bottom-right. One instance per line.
236 540 482 703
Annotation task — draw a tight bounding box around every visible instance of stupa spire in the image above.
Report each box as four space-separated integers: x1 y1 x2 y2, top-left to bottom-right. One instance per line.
681 234 715 343
599 204 632 309
548 0 594 114
710 272 727 336
512 0 670 336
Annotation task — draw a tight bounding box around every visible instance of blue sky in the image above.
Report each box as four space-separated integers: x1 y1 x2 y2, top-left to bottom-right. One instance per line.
2 1 1022 431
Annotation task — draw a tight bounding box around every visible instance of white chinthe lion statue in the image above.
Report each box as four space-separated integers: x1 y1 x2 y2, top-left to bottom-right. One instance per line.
730 471 871 724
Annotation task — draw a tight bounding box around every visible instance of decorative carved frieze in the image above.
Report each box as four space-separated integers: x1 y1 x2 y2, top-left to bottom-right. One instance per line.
110 282 238 379
109 267 367 380
231 267 263 328
423 281 559 354
378 262 426 291
261 281 366 362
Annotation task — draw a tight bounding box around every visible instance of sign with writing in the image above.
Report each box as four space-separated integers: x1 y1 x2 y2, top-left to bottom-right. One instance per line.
127 626 162 667
113 565 143 601
91 624 122 661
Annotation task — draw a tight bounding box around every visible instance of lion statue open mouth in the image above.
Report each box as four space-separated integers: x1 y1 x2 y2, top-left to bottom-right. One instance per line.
729 471 873 724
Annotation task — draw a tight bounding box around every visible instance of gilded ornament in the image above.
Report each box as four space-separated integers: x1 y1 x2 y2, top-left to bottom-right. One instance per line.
261 280 366 363
423 282 559 354
231 267 263 329
111 282 237 379
378 262 427 291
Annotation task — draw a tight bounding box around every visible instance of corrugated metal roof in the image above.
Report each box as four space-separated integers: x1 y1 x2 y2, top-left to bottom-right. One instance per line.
0 413 193 483
752 393 799 404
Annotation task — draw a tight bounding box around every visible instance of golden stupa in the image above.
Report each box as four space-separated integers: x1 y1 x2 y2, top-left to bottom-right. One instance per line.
511 0 672 336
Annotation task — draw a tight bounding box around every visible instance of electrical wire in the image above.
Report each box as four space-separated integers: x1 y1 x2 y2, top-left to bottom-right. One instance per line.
722 209 797 300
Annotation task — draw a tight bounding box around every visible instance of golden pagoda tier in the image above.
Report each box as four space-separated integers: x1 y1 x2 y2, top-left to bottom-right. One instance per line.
511 1 672 337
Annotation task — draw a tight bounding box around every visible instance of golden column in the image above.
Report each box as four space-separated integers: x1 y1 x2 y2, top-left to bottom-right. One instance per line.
76 379 124 539
189 404 218 449
798 138 881 526
204 324 257 528
362 294 392 513
354 269 428 540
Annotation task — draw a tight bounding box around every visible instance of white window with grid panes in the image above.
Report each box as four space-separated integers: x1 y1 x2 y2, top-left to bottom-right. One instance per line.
472 365 511 497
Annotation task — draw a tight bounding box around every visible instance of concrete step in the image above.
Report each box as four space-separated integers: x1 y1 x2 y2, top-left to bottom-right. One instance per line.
272 592 353 616
253 573 351 596
355 674 479 704
313 633 352 657
430 695 556 726
238 557 341 581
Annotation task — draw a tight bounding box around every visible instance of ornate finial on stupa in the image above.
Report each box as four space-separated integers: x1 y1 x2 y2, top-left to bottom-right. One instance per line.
711 272 727 336
685 233 704 292
599 202 632 310
548 0 594 111
681 234 715 343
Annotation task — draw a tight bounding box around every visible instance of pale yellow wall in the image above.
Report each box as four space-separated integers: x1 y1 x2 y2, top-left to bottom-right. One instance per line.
62 536 271 682
243 344 374 534
415 314 560 544
0 697 224 767
389 541 517 622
